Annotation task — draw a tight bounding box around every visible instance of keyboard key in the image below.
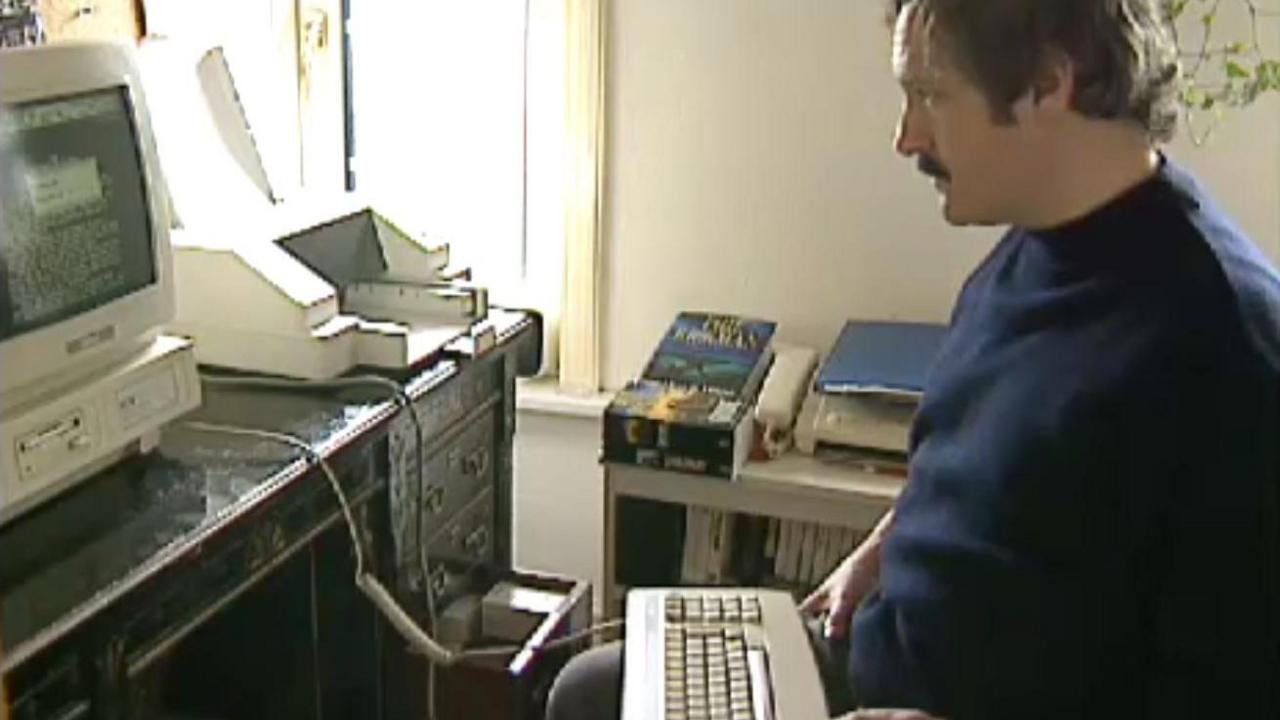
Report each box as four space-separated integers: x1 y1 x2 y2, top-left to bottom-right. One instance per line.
666 596 684 620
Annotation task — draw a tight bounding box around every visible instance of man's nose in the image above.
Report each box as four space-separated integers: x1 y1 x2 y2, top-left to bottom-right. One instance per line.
894 108 930 157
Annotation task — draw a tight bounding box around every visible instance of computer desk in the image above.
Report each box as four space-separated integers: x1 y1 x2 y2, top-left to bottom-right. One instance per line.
0 311 552 720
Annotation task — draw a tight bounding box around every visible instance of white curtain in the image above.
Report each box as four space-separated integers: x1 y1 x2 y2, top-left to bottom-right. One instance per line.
559 0 607 393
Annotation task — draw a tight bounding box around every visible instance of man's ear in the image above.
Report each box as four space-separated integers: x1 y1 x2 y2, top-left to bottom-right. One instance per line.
1012 49 1074 124
1030 49 1075 112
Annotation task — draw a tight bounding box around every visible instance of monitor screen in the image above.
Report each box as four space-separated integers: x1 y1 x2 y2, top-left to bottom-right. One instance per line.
0 87 156 342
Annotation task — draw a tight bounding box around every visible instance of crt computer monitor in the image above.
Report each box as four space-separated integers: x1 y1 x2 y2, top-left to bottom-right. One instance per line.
0 41 174 412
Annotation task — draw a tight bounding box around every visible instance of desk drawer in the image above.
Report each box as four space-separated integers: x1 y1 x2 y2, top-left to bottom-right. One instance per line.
390 391 500 588
420 407 497 539
424 488 494 605
409 363 501 442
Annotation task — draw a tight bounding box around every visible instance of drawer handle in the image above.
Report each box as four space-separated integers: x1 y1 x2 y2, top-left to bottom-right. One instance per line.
424 485 445 514
429 567 448 599
464 525 488 554
462 449 489 478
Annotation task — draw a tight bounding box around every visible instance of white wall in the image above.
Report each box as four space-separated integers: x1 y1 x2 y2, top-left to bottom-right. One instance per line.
513 407 606 608
600 0 1280 388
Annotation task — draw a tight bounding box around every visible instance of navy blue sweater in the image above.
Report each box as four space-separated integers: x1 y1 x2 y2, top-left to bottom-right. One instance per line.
850 159 1280 719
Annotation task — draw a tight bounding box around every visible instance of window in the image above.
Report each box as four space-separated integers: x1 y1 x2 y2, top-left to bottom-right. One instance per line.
350 0 603 389
142 0 607 388
349 1 528 292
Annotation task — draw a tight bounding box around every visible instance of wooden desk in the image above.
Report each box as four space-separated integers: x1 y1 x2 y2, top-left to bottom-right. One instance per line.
0 311 541 720
602 454 904 614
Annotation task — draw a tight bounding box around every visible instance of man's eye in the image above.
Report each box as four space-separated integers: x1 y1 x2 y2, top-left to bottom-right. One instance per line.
917 88 943 106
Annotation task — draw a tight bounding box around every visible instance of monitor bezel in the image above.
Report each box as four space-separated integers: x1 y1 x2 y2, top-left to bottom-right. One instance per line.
0 41 174 405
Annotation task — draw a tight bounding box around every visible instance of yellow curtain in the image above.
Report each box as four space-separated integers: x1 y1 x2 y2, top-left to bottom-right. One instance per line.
559 0 607 393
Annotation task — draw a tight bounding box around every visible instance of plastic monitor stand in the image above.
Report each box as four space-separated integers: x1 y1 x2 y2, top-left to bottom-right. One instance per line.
169 201 489 379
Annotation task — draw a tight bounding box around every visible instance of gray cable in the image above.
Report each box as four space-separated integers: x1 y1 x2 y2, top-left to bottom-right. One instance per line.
182 420 624 669
201 373 436 719
185 421 457 665
200 373 430 607
192 369 623 720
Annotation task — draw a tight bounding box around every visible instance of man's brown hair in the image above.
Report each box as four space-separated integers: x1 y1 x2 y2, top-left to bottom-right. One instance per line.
890 0 1181 140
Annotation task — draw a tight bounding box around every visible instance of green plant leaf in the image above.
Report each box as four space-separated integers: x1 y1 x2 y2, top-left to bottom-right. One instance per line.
1225 60 1249 78
1260 61 1280 91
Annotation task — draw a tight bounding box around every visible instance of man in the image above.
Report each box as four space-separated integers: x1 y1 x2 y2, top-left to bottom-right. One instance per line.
547 0 1280 716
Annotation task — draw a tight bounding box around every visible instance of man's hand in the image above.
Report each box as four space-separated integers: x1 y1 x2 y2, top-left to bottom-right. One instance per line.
799 542 880 639
799 508 893 639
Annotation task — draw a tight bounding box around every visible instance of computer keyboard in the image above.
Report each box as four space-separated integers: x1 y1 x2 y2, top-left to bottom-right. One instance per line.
621 588 828 720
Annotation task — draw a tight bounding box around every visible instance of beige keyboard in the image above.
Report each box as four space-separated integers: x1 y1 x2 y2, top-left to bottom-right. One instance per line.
621 588 828 720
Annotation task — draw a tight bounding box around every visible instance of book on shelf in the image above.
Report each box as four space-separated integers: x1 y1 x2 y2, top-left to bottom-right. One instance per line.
615 498 875 599
706 510 732 584
603 312 777 480
729 515 770 584
801 523 818 586
643 311 777 399
764 517 780 561
602 381 757 479
812 525 832 585
680 507 707 584
674 508 753 585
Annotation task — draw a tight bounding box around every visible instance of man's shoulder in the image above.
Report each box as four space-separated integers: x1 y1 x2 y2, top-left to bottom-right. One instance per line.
1161 160 1280 371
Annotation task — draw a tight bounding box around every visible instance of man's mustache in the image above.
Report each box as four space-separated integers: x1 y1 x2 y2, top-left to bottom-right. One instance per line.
917 155 950 181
